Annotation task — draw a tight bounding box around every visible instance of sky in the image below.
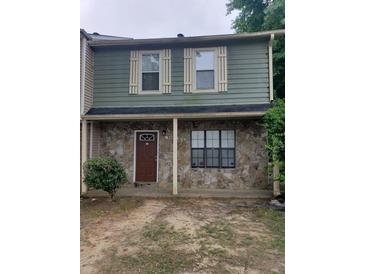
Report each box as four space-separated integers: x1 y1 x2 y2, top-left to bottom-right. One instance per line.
80 0 239 39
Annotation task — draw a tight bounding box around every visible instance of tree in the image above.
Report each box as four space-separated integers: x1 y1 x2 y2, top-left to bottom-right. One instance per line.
226 0 269 32
83 156 127 200
227 0 285 98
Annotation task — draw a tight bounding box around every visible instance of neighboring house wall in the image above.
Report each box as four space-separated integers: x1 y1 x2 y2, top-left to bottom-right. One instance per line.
90 122 101 157
92 39 269 108
84 44 94 113
80 35 82 104
96 120 268 190
80 34 94 114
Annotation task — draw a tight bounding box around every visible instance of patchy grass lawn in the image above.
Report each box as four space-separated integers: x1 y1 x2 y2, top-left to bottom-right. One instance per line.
81 198 284 274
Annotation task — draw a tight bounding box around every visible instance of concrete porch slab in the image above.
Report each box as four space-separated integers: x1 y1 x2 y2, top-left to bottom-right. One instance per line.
84 186 272 199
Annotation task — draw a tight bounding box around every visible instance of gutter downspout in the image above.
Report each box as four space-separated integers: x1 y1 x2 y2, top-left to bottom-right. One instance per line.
80 37 87 115
268 34 275 101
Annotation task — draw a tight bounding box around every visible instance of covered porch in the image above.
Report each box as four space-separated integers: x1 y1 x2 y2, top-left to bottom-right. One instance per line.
81 104 271 197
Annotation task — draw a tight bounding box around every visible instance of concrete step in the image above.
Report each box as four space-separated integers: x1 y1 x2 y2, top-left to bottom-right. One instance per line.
85 187 272 200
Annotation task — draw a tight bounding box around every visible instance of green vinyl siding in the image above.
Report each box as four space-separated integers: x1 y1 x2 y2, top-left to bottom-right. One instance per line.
92 40 269 107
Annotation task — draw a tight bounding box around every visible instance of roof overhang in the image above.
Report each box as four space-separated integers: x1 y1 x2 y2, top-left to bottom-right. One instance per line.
80 29 92 40
88 29 285 48
82 111 266 121
81 104 270 121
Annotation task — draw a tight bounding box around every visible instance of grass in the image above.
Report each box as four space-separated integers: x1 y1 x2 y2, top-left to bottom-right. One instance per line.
242 234 254 246
254 208 285 252
80 197 144 219
196 220 258 273
101 246 196 274
143 221 179 242
199 221 234 243
98 220 197 274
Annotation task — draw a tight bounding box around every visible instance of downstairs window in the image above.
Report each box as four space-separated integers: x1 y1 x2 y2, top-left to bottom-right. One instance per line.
191 130 235 168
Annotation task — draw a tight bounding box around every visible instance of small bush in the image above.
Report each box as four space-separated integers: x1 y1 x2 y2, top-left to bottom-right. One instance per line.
83 156 127 199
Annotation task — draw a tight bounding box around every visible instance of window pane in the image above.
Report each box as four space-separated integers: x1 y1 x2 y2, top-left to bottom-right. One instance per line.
221 148 235 168
196 70 214 90
192 131 204 139
196 51 214 70
207 158 212 167
192 149 203 158
142 72 159 90
206 130 219 148
221 158 228 167
192 149 205 167
206 148 219 167
192 131 204 148
142 54 159 72
221 130 235 148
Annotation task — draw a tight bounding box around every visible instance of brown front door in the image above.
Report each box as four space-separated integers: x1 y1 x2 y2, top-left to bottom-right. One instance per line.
135 132 158 182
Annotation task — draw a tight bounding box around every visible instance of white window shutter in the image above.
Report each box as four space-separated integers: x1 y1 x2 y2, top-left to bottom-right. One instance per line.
129 50 139 94
162 49 171 94
217 46 227 92
184 48 193 93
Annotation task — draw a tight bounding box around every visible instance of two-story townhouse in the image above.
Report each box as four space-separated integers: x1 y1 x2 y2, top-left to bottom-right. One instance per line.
80 29 285 195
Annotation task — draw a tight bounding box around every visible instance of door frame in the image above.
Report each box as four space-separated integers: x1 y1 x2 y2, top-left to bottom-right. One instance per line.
133 130 159 183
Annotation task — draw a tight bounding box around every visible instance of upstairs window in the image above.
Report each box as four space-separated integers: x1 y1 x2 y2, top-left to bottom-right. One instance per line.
141 52 161 92
191 130 235 168
194 49 217 92
129 49 171 95
184 46 227 93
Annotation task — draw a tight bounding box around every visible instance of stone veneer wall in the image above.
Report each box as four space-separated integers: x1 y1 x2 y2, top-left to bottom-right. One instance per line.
97 119 269 190
99 121 173 188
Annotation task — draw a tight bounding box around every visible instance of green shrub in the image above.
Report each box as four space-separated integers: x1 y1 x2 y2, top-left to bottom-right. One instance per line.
83 156 127 199
263 99 285 184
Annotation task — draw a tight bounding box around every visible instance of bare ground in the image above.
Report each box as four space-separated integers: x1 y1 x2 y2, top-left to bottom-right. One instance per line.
81 198 284 274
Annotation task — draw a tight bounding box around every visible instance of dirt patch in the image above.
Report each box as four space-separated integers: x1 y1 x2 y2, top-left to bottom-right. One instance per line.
81 198 167 273
81 198 284 274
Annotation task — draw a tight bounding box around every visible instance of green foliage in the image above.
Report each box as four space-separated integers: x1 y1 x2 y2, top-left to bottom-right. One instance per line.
263 0 285 30
83 156 127 199
263 99 285 183
226 0 268 32
227 0 285 98
272 37 285 99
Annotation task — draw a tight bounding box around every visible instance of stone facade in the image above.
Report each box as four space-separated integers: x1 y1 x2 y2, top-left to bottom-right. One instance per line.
94 119 269 191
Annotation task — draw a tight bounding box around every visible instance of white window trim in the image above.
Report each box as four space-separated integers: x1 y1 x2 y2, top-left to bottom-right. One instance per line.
192 47 218 93
138 50 163 95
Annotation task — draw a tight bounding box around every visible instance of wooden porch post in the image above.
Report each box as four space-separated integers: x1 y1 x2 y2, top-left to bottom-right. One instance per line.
273 151 281 196
81 120 88 193
273 162 281 196
172 118 178 195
